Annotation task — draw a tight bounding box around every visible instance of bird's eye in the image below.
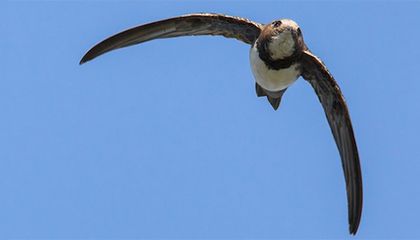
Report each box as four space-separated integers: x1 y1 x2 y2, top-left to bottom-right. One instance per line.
297 28 302 34
272 20 282 27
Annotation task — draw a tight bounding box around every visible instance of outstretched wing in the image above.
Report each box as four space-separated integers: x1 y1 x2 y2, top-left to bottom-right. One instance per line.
300 50 363 235
80 13 262 64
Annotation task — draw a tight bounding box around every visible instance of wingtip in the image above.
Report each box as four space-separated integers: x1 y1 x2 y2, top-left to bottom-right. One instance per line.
79 47 99 65
79 54 91 65
349 195 362 235
349 221 360 235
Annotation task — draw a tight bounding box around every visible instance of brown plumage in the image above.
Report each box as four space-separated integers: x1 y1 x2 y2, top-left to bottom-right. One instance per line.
79 13 262 64
301 51 363 234
80 13 363 234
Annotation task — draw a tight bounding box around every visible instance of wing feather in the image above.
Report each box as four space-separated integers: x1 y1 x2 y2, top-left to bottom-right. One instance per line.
80 13 262 64
301 50 363 235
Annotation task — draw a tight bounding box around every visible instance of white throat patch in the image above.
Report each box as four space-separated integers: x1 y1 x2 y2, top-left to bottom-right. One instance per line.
268 31 295 60
249 45 300 92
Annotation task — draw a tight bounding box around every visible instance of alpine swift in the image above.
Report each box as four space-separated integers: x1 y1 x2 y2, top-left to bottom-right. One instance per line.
80 13 363 234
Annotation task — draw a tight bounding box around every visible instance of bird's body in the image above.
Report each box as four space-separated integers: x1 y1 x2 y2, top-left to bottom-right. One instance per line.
249 43 301 92
80 13 363 235
250 45 300 92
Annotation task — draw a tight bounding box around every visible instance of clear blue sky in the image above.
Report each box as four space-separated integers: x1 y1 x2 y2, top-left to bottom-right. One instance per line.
3 1 420 239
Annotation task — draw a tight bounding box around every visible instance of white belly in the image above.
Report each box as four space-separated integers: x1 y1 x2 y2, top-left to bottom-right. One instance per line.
249 45 300 92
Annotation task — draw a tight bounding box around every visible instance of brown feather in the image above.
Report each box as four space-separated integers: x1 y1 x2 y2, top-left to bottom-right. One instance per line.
80 13 262 64
301 50 363 235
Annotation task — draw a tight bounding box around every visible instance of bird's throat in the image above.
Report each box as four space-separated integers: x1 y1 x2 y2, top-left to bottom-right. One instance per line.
250 45 301 92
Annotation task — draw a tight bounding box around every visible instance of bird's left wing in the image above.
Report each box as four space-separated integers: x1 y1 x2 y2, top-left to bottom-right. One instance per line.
80 13 263 64
300 50 363 235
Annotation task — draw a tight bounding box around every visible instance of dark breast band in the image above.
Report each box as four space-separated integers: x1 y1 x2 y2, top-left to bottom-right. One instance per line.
256 38 303 70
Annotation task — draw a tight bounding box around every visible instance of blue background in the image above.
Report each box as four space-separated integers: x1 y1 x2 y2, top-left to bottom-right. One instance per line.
3 1 420 239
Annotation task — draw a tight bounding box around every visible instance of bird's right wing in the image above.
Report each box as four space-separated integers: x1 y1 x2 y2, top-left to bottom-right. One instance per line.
300 50 363 235
80 13 263 64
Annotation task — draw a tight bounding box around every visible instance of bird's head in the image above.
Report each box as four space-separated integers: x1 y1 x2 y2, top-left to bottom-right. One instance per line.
258 19 304 60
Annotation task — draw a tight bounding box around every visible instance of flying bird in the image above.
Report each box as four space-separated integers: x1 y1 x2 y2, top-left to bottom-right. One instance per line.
80 13 363 234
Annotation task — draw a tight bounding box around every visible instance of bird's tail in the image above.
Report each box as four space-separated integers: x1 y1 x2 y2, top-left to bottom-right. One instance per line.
255 83 287 110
